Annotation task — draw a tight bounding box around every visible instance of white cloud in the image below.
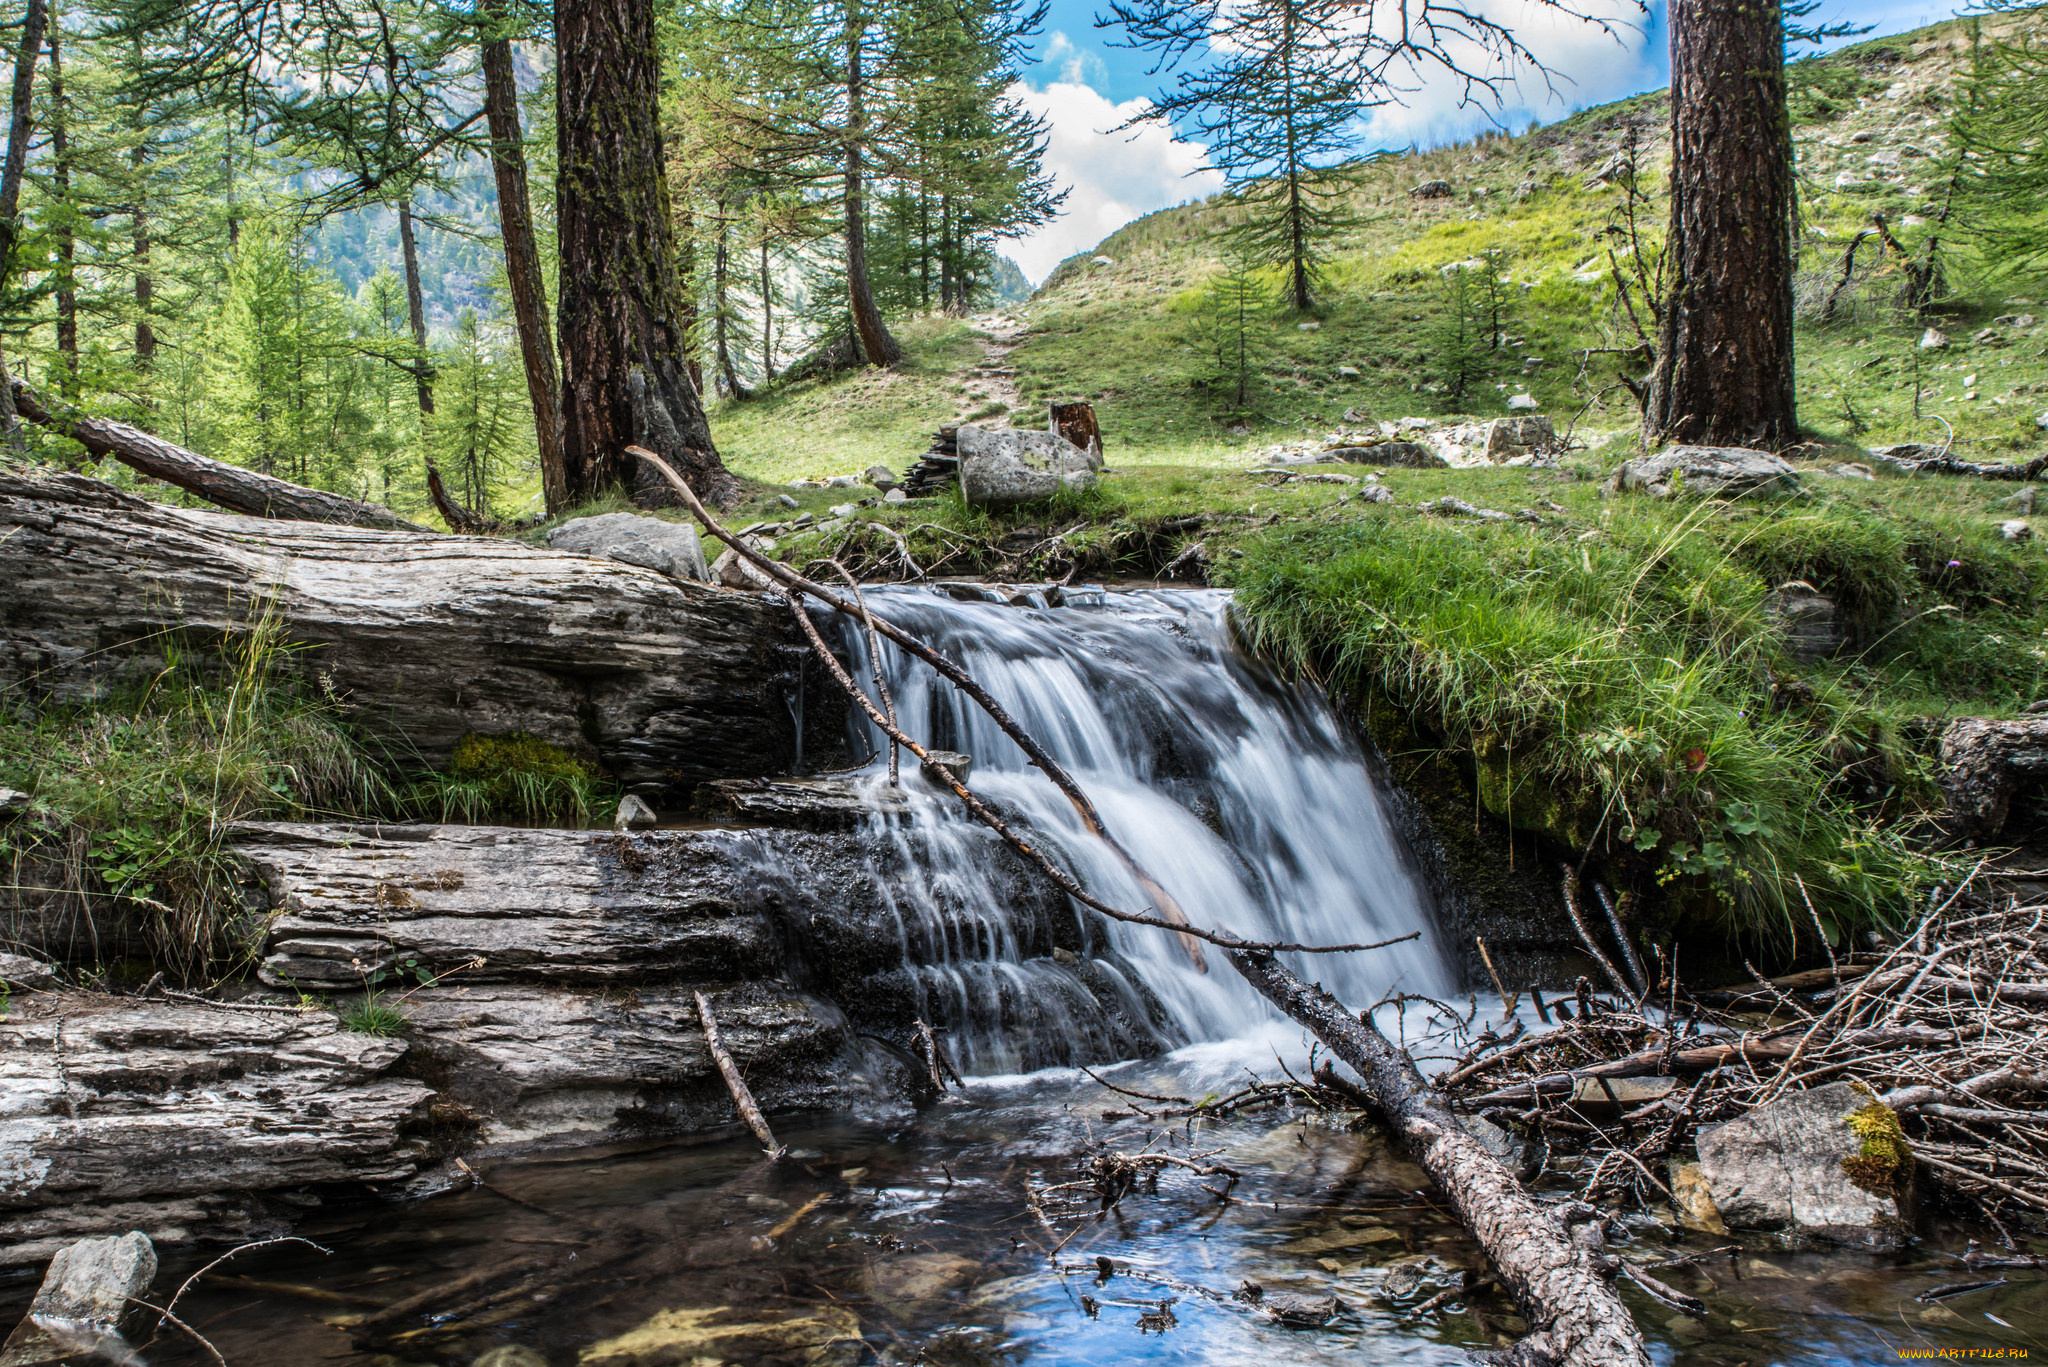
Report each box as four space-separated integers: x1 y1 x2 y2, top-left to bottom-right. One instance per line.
1003 81 1225 283
1041 31 1113 93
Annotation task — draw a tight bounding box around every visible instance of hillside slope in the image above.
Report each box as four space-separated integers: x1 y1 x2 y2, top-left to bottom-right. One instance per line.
712 10 2048 480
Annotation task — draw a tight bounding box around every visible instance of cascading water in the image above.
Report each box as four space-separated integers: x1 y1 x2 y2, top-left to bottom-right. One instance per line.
826 584 1453 1074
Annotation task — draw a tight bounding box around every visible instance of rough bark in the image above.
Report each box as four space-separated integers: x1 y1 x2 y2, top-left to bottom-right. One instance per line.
0 0 47 446
713 197 748 399
479 1 568 514
10 381 427 529
1229 949 1652 1366
1641 0 1798 450
555 0 737 507
131 147 154 372
0 472 840 790
47 31 75 397
397 202 435 416
842 1 902 368
424 458 487 532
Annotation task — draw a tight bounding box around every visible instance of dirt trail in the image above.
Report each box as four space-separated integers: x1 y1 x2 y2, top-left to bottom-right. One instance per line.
952 314 1029 428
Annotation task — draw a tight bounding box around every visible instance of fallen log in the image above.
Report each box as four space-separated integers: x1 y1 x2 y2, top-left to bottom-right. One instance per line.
10 378 427 530
1231 950 1650 1367
646 453 1652 1366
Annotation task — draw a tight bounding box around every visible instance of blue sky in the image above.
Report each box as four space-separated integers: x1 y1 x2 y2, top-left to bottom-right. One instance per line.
1000 0 1970 282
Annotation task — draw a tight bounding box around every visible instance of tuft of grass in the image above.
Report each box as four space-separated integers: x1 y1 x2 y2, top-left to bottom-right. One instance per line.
0 608 393 981
340 995 407 1036
404 732 617 827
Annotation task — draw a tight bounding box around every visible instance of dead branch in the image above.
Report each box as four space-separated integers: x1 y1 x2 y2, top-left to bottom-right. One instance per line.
696 990 784 1158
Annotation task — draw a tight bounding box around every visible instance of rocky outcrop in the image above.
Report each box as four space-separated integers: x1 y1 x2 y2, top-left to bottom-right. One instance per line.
692 775 911 829
0 996 433 1265
1938 717 2048 843
1694 1082 1913 1249
546 511 710 584
1606 445 1800 498
0 473 843 794
957 425 1100 508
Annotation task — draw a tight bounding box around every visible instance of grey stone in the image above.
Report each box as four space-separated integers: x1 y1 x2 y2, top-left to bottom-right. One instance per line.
881 488 909 504
1766 585 1849 662
1320 442 1446 469
1606 446 1801 498
829 502 862 519
1410 180 1454 198
1460 1115 1533 1177
1937 716 2048 842
1356 486 1395 505
1485 415 1554 457
0 953 56 990
2001 519 2033 542
693 775 912 830
1696 1082 1911 1249
777 494 800 508
863 465 897 492
613 794 659 831
0 790 26 819
919 750 974 785
547 511 709 584
1919 326 1948 350
957 424 1100 509
1507 392 1539 411
826 475 861 488
1 1231 157 1365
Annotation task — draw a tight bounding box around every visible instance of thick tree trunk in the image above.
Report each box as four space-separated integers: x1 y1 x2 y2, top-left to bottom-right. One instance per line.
479 5 568 514
1229 950 1652 1367
1641 0 1797 450
555 0 736 507
0 0 47 447
843 4 902 368
48 31 76 397
397 203 436 416
10 380 427 529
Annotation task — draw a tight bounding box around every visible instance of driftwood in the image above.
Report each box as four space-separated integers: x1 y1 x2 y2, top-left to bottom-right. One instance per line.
695 990 783 1158
10 379 426 530
640 446 1652 1367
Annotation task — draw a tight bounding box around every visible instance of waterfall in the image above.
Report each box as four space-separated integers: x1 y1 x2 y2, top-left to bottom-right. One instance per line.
829 585 1453 1074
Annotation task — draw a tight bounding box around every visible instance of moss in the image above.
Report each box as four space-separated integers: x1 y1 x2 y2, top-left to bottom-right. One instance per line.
407 732 617 826
1842 1096 1914 1196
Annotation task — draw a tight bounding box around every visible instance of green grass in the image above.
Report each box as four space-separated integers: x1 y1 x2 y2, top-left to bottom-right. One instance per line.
340 995 408 1036
404 732 618 827
0 611 394 981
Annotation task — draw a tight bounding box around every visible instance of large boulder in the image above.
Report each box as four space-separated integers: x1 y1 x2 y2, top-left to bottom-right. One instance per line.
0 1231 157 1365
957 425 1100 509
1485 415 1555 459
546 511 709 584
1320 442 1446 469
1695 1082 1913 1249
1606 445 1800 498
1938 716 2048 843
1765 584 1849 663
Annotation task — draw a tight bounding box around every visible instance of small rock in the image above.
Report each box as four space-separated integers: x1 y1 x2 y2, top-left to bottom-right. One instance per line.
881 488 909 503
1 1231 157 1365
1667 1159 1729 1234
1919 326 1948 349
1767 584 1850 662
829 503 862 519
1513 178 1537 198
1091 255 1115 267
863 464 897 492
473 1348 549 1367
1834 172 1871 191
1355 485 1395 504
919 750 974 785
776 494 799 509
1321 443 1446 469
1507 393 1539 411
1974 328 2001 345
825 475 861 488
613 794 659 831
1336 365 1359 377
1262 1292 1342 1327
1486 415 1553 457
0 953 57 990
547 512 709 584
1696 1081 1913 1249
1409 180 1455 198
1849 129 1874 143
0 789 27 819
1941 716 2048 841
1297 321 1321 331
2001 519 2033 542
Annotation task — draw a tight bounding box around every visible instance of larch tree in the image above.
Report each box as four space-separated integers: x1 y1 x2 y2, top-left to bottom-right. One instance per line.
555 0 735 505
1639 0 1799 449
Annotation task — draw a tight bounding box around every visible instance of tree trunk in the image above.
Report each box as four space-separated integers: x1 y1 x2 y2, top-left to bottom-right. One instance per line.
1228 950 1652 1367
10 379 427 529
1641 0 1797 450
131 150 155 373
677 201 704 395
555 0 735 507
397 202 436 416
0 0 47 447
760 238 775 383
714 197 747 400
843 2 901 368
480 3 568 514
48 30 76 398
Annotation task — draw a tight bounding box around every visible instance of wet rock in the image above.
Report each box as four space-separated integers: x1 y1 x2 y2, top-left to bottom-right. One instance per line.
1765 584 1850 662
957 424 1099 509
0 997 431 1264
1666 1159 1728 1234
1606 446 1800 498
919 750 974 784
1262 1292 1343 1327
1695 1081 1913 1249
692 776 911 830
1936 716 2048 843
0 1231 157 1366
579 1303 863 1367
613 794 659 831
546 511 709 584
1460 1114 1534 1176
0 473 835 795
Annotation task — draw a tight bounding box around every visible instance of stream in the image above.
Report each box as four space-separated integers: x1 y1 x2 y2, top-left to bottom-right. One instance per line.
4 585 2039 1364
